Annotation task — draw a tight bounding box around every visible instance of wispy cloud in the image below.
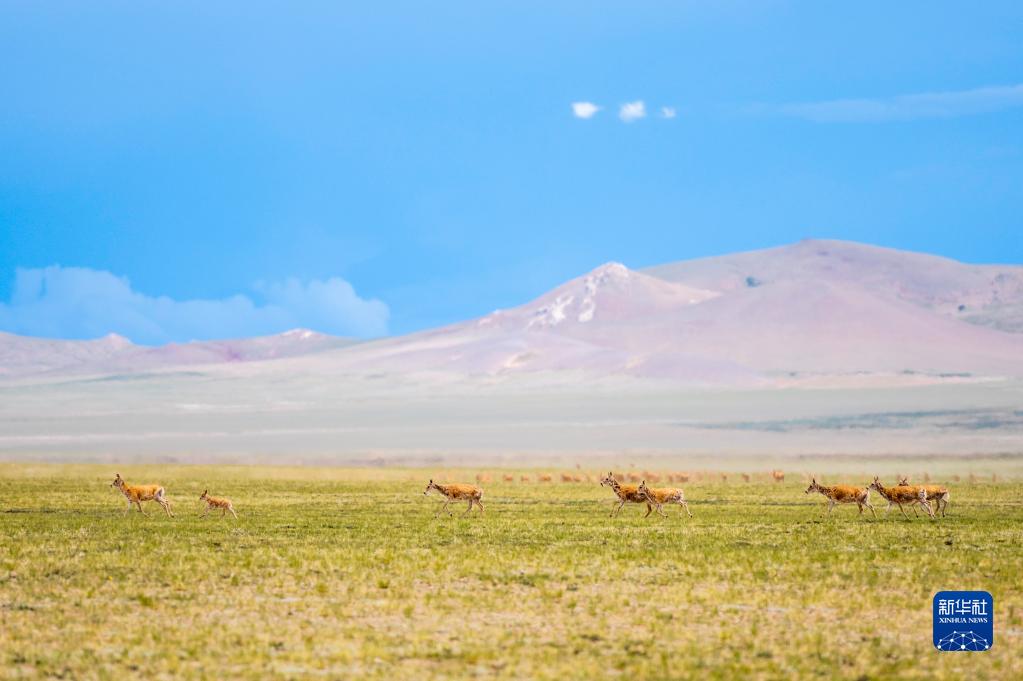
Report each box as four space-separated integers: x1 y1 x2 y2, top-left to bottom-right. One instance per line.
660 106 677 119
619 100 646 123
0 266 389 345
777 83 1023 122
571 101 601 119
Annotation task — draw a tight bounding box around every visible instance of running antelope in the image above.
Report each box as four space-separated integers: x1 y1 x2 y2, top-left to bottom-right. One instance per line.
110 473 173 517
637 480 692 518
898 477 950 517
804 478 876 518
600 472 652 518
868 477 933 519
424 479 484 516
199 489 238 519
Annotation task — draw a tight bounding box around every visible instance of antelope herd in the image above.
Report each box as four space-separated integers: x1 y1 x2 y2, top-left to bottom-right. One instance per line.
108 469 962 522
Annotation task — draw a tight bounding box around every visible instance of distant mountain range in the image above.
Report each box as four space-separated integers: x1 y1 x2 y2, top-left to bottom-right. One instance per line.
4 240 1023 384
0 328 356 378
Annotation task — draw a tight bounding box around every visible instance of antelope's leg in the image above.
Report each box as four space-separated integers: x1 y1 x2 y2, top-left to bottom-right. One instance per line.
201 505 210 518
922 500 934 519
897 503 909 519
884 501 893 516
866 501 877 519
463 499 473 515
610 500 625 518
680 499 692 518
124 498 132 515
475 499 485 513
643 503 653 518
656 504 667 518
826 499 835 515
435 499 450 516
229 507 238 519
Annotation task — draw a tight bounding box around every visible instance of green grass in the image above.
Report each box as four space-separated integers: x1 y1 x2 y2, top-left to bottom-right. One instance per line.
0 463 1020 680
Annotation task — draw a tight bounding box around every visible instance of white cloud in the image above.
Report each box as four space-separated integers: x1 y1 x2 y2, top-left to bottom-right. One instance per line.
777 83 1023 122
660 106 677 119
0 266 389 345
571 101 601 119
619 100 646 123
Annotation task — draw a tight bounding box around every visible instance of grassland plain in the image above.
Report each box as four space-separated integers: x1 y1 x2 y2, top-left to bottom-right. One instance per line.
0 463 1021 680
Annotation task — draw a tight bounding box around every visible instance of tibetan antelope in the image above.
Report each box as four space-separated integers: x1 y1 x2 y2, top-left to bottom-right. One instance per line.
804 478 875 519
538 473 552 482
741 473 751 483
868 477 933 519
424 479 484 516
503 474 515 483
898 477 950 517
110 473 173 517
199 489 237 519
637 480 692 518
771 470 785 483
600 472 652 518
520 474 530 482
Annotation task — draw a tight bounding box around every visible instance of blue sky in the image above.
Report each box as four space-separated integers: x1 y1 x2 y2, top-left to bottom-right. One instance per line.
2 1 1022 343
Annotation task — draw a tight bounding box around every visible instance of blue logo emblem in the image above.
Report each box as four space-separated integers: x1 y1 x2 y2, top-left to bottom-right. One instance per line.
933 591 993 651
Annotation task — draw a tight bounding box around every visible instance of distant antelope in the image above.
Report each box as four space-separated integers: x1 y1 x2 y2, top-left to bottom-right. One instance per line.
561 473 575 483
637 480 692 518
424 479 484 516
804 478 875 518
741 473 751 483
520 474 530 482
600 472 652 518
111 473 173 517
673 473 690 484
626 472 642 483
643 472 661 483
538 473 552 482
898 477 950 517
868 477 933 519
199 489 237 519
503 474 515 483
476 473 492 484
720 473 728 483
771 470 785 483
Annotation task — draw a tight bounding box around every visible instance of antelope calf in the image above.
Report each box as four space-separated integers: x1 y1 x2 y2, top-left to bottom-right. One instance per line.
804 478 875 518
637 480 692 518
199 489 237 519
868 477 933 519
424 479 484 516
898 477 950 517
600 472 652 518
111 473 173 517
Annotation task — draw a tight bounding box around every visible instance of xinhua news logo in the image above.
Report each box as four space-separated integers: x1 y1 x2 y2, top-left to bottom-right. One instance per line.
933 591 993 652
